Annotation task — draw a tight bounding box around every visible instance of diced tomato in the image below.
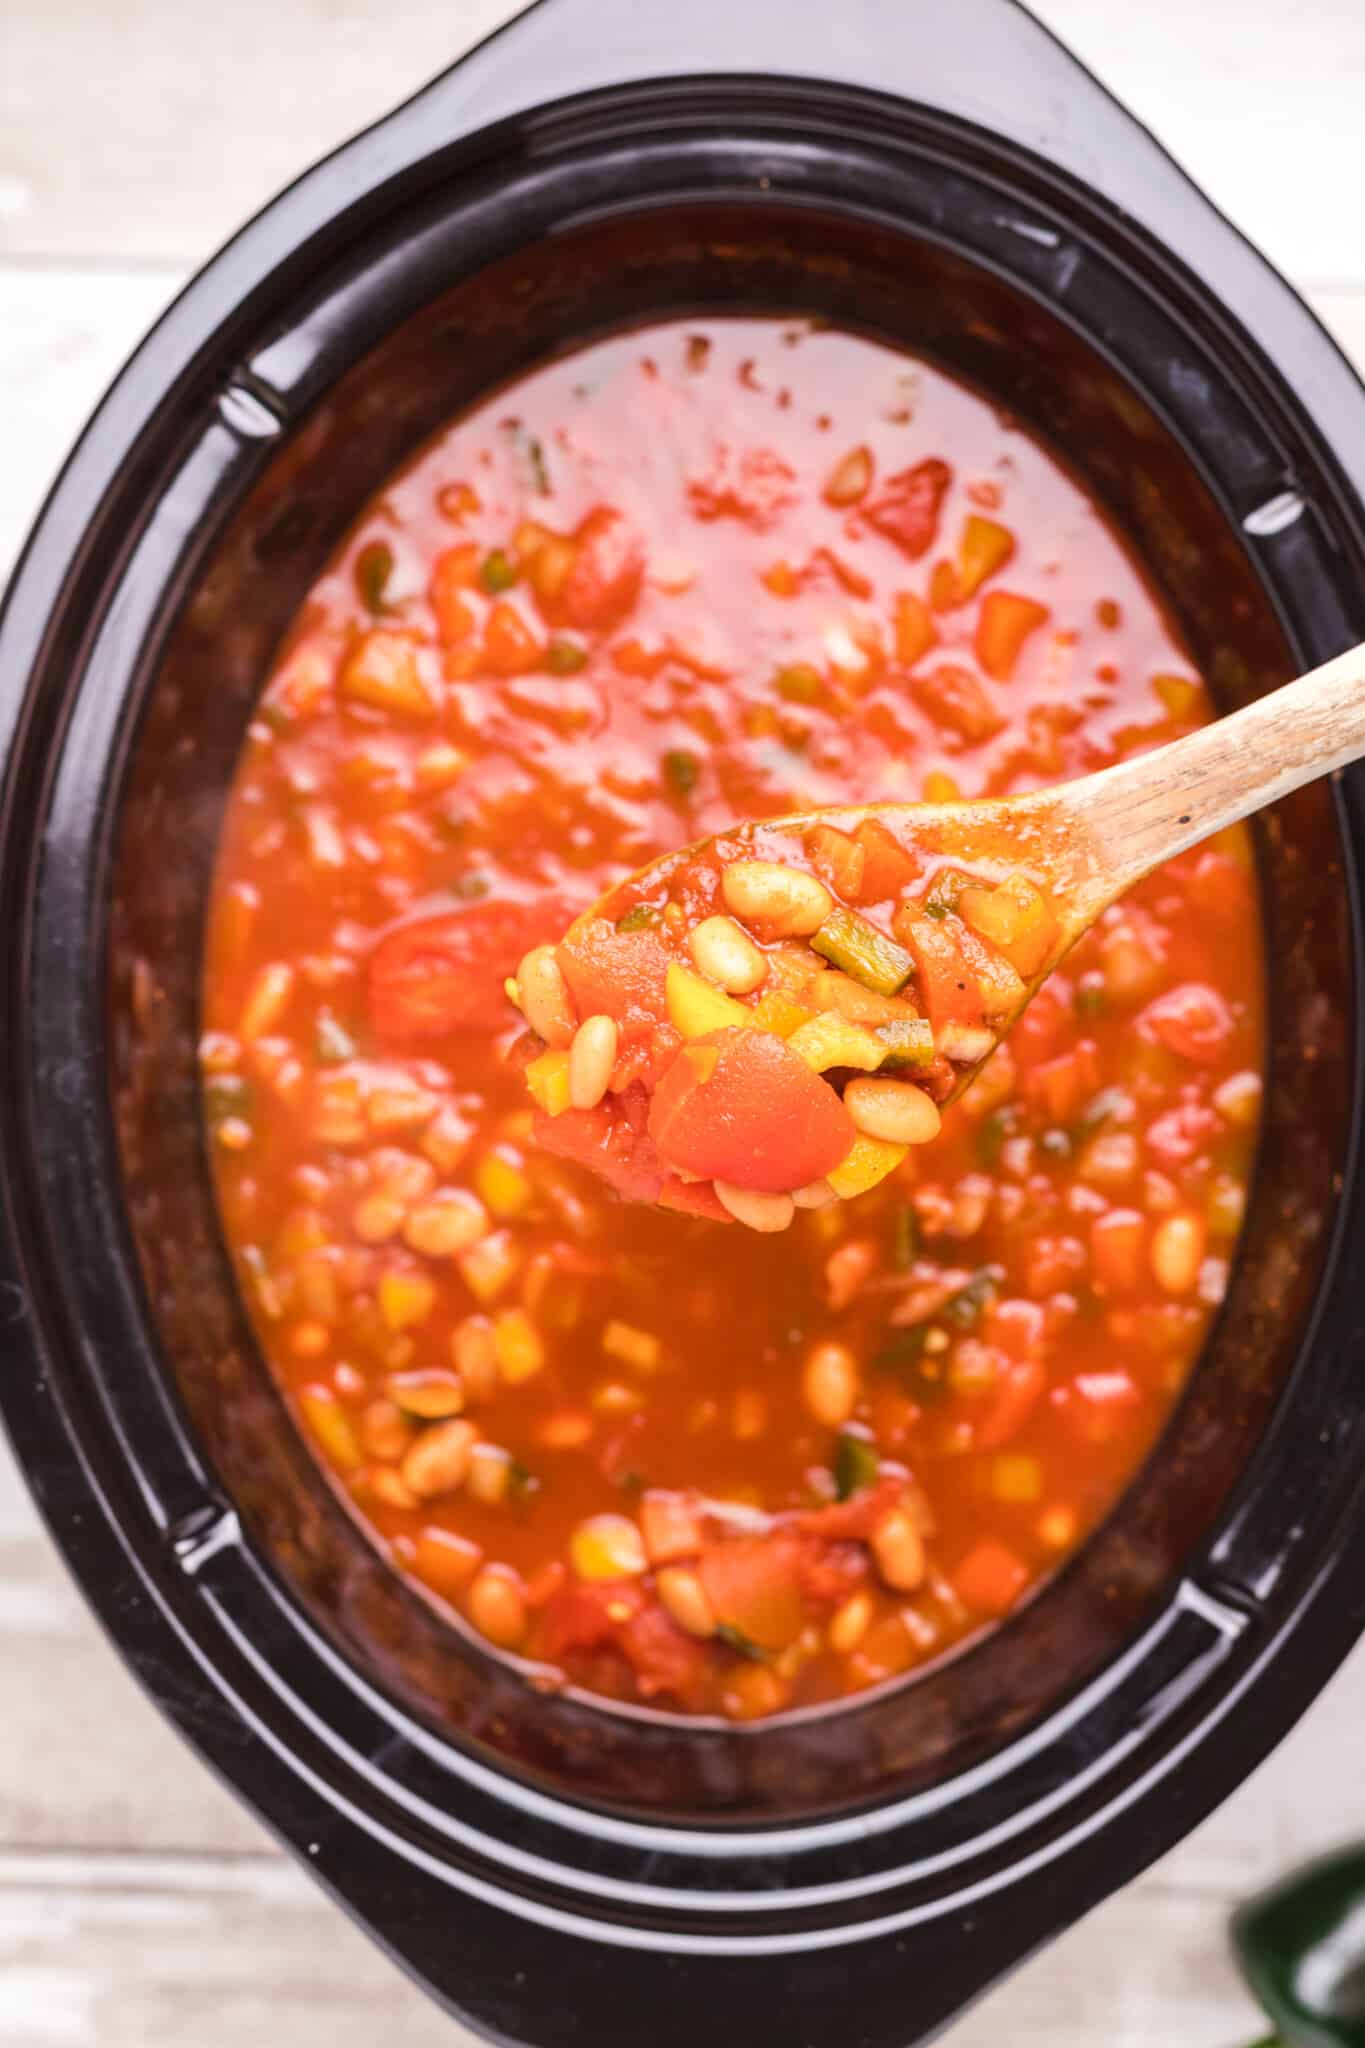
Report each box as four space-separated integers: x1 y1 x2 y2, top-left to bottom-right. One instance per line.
1009 979 1071 1063
429 543 481 645
697 1535 806 1650
551 506 645 632
532 1089 667 1206
956 516 1015 601
1145 1099 1220 1167
1023 1234 1087 1297
954 1539 1029 1617
806 823 866 899
369 899 564 1039
893 589 939 667
1138 982 1236 1064
688 444 797 529
483 600 542 675
893 907 1017 1032
796 1474 905 1544
657 1176 734 1223
909 665 1005 747
647 1028 856 1194
556 918 671 1033
983 1297 1045 1359
1024 1039 1101 1123
863 458 953 559
975 1357 1046 1449
640 1491 705 1562
538 1579 643 1660
975 591 1050 681
619 1600 712 1706
853 818 920 903
799 1538 869 1610
1090 1209 1146 1294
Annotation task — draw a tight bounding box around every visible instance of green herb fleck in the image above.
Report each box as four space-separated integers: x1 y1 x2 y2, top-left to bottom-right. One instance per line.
509 1457 539 1503
834 1431 880 1501
663 748 700 798
452 871 492 900
715 1622 768 1662
616 902 663 933
942 1266 998 1329
546 639 588 675
526 436 550 495
354 539 394 614
922 867 975 920
1074 978 1107 1018
892 1208 919 1271
480 548 518 594
976 1105 1018 1169
315 1013 357 1065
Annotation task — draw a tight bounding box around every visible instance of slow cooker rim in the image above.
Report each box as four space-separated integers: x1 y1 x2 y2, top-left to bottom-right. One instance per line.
6 133 1365 1878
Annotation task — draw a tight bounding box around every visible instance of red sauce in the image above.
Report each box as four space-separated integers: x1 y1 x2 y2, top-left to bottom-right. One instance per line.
202 318 1264 1719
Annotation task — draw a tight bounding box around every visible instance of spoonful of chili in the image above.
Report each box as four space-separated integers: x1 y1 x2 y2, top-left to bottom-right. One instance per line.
507 641 1364 1231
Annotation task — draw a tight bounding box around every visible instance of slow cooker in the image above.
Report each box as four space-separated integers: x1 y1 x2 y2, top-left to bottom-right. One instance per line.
3 0 1365 2041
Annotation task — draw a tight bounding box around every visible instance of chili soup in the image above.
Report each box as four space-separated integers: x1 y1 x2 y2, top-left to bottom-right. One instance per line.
201 318 1264 1720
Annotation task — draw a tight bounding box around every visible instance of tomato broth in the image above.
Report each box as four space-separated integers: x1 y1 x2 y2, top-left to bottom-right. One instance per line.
202 318 1264 1720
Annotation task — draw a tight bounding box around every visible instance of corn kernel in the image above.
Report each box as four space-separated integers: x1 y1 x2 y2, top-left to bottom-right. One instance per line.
458 1229 521 1305
378 1269 437 1332
571 1514 647 1581
493 1307 545 1383
602 1320 661 1373
475 1147 534 1220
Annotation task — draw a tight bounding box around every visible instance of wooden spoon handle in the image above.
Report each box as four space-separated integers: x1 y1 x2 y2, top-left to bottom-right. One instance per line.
1050 637 1365 921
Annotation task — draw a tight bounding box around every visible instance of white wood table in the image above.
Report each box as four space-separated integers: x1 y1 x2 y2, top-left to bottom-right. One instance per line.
3 3 1364 2040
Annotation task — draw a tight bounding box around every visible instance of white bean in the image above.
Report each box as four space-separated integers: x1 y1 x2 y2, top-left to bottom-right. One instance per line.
688 915 767 994
844 1076 942 1146
802 1341 859 1428
714 1181 796 1233
516 945 576 1047
791 1179 836 1209
872 1507 926 1591
721 860 832 938
568 1013 619 1109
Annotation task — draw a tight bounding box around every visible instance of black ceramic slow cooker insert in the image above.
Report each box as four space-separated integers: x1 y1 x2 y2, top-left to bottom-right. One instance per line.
3 1 1365 2042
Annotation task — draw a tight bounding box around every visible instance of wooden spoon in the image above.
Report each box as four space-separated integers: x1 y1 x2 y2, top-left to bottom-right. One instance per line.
519 642 1364 1220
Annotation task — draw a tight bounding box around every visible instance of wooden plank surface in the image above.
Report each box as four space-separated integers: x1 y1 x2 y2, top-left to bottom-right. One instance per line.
3 2 1365 2041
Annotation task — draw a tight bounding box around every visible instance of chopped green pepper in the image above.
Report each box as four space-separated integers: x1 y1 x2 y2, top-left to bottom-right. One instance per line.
546 638 588 675
812 907 915 997
976 1105 1019 1169
354 539 394 613
314 1012 357 1065
480 548 518 594
922 867 976 920
616 902 663 932
871 1325 948 1405
892 1207 919 1271
942 1266 998 1329
663 748 700 798
834 1430 880 1500
875 1018 936 1069
715 1622 769 1662
1233 1845 1365 2047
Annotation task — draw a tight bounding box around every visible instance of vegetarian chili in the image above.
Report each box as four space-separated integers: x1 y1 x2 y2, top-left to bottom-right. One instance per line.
202 317 1264 1719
